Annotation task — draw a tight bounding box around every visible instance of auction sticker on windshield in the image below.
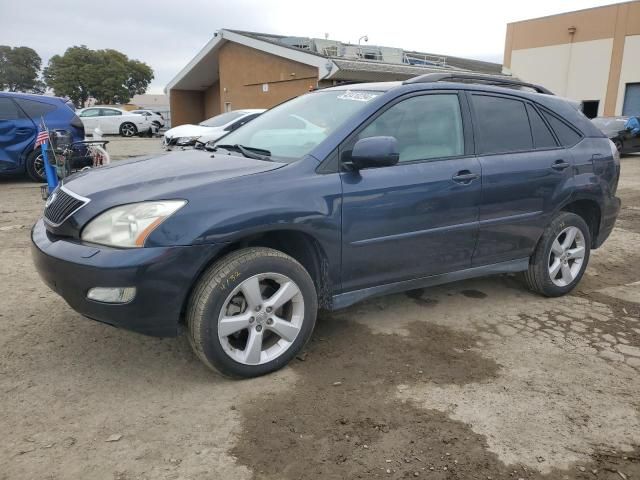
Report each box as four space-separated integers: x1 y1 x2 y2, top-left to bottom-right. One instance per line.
337 91 380 102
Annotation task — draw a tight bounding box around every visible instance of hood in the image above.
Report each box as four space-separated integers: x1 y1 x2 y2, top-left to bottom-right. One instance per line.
63 150 285 203
164 124 222 139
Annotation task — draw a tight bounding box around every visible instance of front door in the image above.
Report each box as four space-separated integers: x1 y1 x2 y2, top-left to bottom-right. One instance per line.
0 96 36 173
468 93 575 266
340 92 481 292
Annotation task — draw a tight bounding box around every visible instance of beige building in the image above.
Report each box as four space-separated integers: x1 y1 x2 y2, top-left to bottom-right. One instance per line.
166 29 502 127
504 1 640 118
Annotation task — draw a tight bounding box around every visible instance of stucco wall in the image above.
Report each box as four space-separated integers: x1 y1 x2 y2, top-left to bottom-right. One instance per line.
204 81 221 119
616 35 640 115
169 90 204 127
510 39 613 116
218 42 318 110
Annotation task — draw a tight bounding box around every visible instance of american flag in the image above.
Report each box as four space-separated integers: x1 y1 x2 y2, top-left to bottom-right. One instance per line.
34 123 49 150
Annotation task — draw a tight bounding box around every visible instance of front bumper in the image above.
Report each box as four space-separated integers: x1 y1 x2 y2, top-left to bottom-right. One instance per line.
31 219 223 337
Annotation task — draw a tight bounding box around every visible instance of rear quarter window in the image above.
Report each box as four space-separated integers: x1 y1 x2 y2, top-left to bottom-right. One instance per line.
541 109 583 147
14 98 56 119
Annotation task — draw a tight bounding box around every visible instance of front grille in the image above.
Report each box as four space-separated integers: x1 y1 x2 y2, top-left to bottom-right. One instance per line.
44 188 87 226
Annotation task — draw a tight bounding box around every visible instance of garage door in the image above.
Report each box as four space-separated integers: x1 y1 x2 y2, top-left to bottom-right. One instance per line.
622 83 640 116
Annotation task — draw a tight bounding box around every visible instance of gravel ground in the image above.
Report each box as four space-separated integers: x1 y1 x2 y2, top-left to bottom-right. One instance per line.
1 139 639 480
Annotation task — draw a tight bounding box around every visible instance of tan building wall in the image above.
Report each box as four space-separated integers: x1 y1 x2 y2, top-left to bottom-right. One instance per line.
504 1 640 116
204 81 221 119
217 42 318 111
169 90 204 126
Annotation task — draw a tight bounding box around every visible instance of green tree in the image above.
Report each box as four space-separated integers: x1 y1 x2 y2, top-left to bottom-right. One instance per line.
0 46 44 93
44 46 154 107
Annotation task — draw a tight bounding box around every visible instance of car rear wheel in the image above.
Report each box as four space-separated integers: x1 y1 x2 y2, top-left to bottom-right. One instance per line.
524 212 591 297
26 148 47 182
187 247 317 378
119 122 137 137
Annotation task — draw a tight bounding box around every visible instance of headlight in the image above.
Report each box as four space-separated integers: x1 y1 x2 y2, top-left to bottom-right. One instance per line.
176 136 199 146
81 200 187 248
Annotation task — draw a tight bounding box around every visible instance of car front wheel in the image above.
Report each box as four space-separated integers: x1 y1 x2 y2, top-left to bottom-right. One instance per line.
119 122 137 137
524 212 591 297
187 247 318 378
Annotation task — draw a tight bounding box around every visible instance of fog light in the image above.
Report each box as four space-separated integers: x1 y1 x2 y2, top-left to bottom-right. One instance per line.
87 287 136 304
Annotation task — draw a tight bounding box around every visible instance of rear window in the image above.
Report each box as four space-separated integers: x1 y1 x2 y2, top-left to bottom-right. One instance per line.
200 111 245 127
0 97 25 120
527 104 557 149
472 94 533 154
14 98 56 119
541 110 582 147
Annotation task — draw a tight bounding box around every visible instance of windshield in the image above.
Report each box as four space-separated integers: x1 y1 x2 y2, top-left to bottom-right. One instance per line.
216 90 382 161
200 111 245 127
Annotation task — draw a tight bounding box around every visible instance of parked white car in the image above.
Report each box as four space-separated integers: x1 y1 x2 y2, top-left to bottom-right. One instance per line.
131 109 165 128
76 107 155 137
163 109 264 149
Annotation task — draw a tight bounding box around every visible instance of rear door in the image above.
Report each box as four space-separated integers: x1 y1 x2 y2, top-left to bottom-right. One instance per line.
99 108 123 134
340 92 481 292
0 96 36 173
469 93 574 266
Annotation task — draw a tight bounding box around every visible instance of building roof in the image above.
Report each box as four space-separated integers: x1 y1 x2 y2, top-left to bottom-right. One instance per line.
166 29 503 92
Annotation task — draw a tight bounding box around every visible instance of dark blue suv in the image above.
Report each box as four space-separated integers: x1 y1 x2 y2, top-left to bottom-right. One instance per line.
0 92 84 181
32 74 621 378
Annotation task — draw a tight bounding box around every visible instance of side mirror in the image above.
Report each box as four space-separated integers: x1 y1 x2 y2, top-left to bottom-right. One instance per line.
349 136 399 169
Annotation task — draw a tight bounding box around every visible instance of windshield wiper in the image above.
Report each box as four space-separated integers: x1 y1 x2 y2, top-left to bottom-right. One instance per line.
214 144 272 161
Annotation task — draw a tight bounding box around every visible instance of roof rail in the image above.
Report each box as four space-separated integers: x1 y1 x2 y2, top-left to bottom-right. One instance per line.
403 73 554 95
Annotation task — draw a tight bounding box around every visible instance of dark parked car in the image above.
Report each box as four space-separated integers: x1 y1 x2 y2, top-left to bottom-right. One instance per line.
32 74 620 378
591 116 640 154
0 92 84 181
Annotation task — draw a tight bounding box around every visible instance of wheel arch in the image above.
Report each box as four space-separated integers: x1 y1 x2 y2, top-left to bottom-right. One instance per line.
179 228 332 327
559 198 602 248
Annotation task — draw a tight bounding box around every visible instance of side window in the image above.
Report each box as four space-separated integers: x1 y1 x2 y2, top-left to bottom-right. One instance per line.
472 95 533 154
541 110 582 147
14 98 56 120
353 94 464 163
227 114 260 131
100 109 122 116
526 104 557 149
80 109 100 117
0 97 24 120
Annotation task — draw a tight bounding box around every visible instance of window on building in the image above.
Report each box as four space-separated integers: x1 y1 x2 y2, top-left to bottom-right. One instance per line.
526 104 557 149
581 100 599 119
472 95 532 154
355 94 464 162
541 110 582 147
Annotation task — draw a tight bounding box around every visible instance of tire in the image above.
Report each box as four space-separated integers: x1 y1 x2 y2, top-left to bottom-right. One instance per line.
25 148 47 182
524 212 591 297
187 247 318 378
614 139 623 153
119 122 137 137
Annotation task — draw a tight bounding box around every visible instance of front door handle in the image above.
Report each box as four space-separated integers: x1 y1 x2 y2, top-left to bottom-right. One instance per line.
452 170 480 184
551 160 571 171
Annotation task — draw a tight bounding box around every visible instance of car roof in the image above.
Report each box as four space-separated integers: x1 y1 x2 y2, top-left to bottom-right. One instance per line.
0 91 65 104
236 109 266 114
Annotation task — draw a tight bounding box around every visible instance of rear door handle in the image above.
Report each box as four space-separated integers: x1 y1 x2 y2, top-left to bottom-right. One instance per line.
551 160 571 171
452 170 480 184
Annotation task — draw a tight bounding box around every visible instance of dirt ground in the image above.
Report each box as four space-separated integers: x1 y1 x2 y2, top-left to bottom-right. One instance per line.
1 138 639 480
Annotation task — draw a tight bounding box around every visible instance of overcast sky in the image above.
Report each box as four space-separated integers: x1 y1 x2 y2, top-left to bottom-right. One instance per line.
0 0 624 94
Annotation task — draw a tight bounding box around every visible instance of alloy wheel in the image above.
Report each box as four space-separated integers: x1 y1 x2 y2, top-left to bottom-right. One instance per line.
217 273 305 365
121 124 136 137
548 226 586 287
34 154 45 179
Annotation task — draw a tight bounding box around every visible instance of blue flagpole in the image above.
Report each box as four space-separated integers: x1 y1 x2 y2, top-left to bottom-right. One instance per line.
40 119 58 193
